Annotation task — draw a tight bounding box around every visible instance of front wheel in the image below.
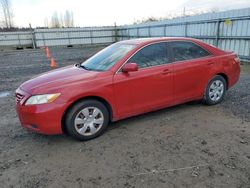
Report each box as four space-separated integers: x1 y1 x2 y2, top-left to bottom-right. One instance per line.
203 75 226 105
65 100 109 141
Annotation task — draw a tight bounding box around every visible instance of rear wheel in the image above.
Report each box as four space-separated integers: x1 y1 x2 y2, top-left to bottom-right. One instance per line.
203 75 226 105
65 100 109 141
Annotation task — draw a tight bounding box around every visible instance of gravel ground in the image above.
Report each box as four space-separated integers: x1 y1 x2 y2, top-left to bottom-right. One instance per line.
0 47 249 188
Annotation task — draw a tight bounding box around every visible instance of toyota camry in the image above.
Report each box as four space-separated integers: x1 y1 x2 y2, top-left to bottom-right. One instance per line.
15 37 240 140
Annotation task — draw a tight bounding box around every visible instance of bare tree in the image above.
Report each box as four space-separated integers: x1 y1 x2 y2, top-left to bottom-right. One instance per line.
50 11 60 28
64 10 74 27
59 13 64 27
47 10 74 28
0 0 14 28
210 7 219 13
44 17 49 28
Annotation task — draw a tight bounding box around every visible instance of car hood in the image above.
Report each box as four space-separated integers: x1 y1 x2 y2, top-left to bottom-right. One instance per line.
20 65 99 94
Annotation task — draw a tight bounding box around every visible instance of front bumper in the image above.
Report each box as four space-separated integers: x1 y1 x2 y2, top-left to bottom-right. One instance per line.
15 88 66 135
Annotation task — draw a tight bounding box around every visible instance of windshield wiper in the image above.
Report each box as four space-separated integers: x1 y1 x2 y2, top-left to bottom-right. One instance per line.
81 65 90 70
80 64 94 71
75 63 101 71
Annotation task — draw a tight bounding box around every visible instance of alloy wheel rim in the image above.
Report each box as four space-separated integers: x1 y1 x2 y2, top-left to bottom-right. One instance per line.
74 107 104 136
208 80 224 102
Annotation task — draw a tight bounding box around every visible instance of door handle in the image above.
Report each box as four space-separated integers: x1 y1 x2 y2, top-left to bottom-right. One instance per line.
162 69 172 75
207 61 214 66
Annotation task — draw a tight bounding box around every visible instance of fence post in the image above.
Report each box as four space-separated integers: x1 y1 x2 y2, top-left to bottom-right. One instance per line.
148 26 151 37
215 20 220 47
114 22 118 42
90 29 93 44
42 32 46 47
29 23 36 49
185 22 188 37
32 30 37 49
137 27 139 38
67 31 71 46
17 33 21 47
164 24 167 37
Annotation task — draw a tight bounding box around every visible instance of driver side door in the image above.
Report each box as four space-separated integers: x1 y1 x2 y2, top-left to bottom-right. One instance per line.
113 42 174 119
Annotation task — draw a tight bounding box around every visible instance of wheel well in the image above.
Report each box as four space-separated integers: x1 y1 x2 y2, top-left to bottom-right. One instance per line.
61 96 113 134
216 73 228 89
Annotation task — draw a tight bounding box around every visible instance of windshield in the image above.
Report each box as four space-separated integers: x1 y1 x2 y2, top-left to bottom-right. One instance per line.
80 43 135 71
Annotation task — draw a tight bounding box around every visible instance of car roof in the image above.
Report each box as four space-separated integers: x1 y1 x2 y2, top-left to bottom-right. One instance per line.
117 37 225 56
118 37 201 46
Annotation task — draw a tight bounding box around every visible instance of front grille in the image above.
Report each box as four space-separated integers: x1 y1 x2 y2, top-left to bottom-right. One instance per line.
16 93 24 103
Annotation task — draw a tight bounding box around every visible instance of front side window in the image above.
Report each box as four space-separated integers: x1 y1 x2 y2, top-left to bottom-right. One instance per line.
128 42 170 68
81 43 135 71
170 41 210 61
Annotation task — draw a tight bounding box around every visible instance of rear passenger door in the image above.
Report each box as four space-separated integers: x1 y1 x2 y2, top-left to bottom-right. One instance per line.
169 41 213 103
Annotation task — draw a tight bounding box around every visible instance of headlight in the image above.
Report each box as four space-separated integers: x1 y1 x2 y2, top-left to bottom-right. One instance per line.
25 93 61 105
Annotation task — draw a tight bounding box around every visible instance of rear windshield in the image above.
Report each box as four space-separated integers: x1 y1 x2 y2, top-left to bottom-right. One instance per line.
81 43 135 71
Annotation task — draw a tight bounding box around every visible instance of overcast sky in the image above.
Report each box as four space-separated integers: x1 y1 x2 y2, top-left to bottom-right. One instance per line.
11 0 250 27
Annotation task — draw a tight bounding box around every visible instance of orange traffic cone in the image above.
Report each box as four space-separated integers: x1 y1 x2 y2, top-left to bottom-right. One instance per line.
46 47 50 58
50 58 57 68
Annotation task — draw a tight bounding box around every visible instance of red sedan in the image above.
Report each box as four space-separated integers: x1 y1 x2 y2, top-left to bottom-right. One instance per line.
16 37 240 140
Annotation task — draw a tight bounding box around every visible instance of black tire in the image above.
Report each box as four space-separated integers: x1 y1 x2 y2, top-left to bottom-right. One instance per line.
203 75 226 105
65 100 109 141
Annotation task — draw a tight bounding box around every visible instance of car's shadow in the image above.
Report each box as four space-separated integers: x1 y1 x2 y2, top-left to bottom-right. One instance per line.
106 100 203 132
18 101 204 143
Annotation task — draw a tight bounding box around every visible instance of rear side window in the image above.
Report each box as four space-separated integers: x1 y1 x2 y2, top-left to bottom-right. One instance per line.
128 42 170 68
170 41 210 61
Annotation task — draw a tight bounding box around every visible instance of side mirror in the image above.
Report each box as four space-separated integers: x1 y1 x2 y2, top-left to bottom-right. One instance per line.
122 63 138 73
